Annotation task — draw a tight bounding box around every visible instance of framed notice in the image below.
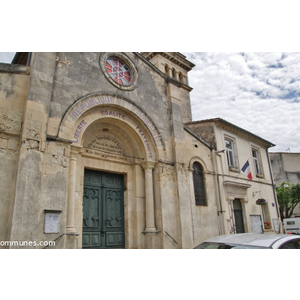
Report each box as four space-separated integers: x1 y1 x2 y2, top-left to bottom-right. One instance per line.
44 210 62 234
272 218 279 233
250 215 263 233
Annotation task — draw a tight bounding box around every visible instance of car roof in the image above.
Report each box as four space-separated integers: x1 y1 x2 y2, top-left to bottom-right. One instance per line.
202 233 297 248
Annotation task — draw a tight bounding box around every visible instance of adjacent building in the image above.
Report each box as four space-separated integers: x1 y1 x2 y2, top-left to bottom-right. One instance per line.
0 52 281 249
270 152 300 217
187 118 281 235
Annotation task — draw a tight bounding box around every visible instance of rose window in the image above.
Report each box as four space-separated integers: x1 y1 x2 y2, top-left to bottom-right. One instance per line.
105 57 131 86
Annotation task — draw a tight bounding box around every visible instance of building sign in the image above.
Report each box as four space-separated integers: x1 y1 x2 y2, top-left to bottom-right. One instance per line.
74 119 87 143
64 95 163 159
272 218 279 233
44 210 61 234
84 136 128 161
69 95 160 142
135 125 153 159
71 96 115 119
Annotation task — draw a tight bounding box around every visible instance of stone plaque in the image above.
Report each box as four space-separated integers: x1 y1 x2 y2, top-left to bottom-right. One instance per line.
44 210 61 234
85 136 127 159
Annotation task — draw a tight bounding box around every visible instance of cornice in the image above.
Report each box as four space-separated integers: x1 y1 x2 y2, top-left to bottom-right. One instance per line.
141 52 195 71
186 118 275 149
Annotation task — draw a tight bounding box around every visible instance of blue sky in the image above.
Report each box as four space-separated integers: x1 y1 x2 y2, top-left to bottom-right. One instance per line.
1 52 300 152
183 52 300 152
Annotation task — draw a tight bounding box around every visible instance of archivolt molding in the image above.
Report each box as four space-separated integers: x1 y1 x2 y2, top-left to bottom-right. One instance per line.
58 93 165 161
188 156 208 173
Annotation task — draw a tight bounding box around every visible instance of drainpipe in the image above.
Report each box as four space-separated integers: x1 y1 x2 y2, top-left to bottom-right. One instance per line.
266 149 282 232
26 52 32 66
212 149 226 235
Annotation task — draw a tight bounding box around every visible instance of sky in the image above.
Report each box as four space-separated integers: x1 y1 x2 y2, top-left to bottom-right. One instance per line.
182 52 300 152
1 52 300 152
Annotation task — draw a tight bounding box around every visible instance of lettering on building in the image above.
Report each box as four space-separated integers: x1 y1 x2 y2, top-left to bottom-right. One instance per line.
136 125 153 159
71 96 115 120
74 119 87 143
85 136 127 161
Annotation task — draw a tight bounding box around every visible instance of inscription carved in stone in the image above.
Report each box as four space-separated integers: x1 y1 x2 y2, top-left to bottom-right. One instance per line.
84 135 127 161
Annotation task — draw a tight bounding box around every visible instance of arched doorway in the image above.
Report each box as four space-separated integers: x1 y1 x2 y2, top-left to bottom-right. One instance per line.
80 117 148 248
58 94 163 248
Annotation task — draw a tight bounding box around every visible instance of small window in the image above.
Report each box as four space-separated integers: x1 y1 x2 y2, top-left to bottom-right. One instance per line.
178 72 183 83
193 162 207 206
171 68 177 79
225 138 237 169
287 221 296 225
252 148 263 176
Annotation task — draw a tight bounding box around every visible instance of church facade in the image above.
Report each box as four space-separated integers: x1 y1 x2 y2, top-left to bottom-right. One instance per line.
0 52 281 249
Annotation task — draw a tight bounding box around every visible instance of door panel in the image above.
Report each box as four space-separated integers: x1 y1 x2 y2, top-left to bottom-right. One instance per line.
233 199 245 234
83 169 124 249
250 215 263 233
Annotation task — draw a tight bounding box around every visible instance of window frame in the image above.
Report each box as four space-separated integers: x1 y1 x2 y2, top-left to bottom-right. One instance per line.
192 161 207 206
224 136 238 171
251 147 264 178
261 203 272 230
99 52 139 91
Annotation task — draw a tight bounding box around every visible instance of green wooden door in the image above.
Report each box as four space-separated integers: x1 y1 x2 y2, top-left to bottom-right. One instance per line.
82 169 125 248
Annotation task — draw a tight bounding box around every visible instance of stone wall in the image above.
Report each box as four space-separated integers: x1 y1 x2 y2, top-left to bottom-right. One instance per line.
1 53 220 248
0 64 30 245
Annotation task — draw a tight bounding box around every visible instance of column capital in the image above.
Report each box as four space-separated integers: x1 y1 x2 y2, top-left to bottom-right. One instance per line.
70 144 82 155
141 161 156 170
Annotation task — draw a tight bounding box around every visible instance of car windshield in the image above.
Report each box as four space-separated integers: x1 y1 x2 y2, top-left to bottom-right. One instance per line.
194 242 268 249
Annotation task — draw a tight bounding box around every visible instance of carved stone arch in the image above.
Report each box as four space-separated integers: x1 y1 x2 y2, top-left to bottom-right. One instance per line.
189 156 208 173
57 93 166 160
81 116 148 162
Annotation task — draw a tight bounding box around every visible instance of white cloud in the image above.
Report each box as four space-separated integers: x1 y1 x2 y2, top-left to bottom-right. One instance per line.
184 52 300 152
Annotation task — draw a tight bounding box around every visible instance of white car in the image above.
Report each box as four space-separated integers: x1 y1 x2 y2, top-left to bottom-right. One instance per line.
194 233 300 249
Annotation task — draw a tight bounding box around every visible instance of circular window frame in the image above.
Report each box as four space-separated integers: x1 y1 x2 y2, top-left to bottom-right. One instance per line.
100 53 139 91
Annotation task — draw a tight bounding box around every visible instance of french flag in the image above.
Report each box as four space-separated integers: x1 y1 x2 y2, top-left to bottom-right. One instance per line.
241 160 252 180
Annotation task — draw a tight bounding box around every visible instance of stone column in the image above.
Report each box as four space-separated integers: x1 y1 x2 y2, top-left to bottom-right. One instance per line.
142 162 156 232
66 153 77 233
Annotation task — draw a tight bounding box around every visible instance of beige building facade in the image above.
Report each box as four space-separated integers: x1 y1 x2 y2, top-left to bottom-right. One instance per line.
0 52 280 249
187 118 282 234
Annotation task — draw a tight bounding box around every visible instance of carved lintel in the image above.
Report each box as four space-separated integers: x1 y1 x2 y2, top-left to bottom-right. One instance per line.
223 181 251 189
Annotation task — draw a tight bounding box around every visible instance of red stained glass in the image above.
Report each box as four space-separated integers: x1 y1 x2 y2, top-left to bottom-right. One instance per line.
105 57 131 86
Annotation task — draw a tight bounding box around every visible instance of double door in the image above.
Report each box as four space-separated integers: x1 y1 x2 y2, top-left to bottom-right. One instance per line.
82 169 125 248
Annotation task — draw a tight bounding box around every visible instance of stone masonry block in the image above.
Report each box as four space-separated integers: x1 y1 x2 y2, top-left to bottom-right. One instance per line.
0 110 22 132
31 110 47 123
7 139 19 150
27 100 46 113
0 100 13 110
47 117 60 136
0 138 8 149
0 90 7 100
12 102 25 113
